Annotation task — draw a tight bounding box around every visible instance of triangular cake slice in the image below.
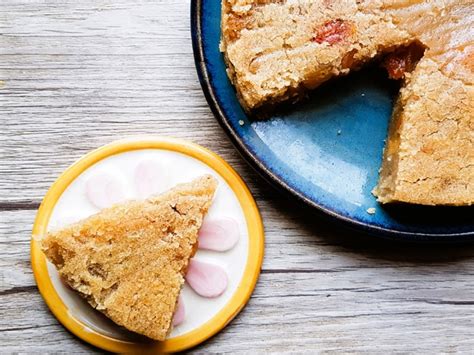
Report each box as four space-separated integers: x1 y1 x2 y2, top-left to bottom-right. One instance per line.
41 175 218 341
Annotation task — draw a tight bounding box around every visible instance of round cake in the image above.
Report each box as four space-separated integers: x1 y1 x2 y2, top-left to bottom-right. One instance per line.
221 0 474 206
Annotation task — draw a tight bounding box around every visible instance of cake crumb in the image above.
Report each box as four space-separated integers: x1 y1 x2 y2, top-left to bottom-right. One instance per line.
238 120 245 126
361 93 365 97
366 207 376 215
337 129 342 135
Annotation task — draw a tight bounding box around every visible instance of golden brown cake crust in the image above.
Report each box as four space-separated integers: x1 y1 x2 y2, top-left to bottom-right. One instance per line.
41 175 218 340
221 0 474 205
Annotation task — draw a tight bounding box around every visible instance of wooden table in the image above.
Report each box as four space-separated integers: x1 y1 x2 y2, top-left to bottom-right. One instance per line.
1 1 473 352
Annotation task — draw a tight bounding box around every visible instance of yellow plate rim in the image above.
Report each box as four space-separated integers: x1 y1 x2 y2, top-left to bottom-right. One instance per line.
31 137 264 353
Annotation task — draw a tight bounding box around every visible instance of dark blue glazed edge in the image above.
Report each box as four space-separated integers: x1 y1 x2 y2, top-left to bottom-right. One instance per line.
190 0 474 243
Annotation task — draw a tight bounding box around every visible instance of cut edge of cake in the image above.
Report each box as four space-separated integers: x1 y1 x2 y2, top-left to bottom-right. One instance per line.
220 0 474 206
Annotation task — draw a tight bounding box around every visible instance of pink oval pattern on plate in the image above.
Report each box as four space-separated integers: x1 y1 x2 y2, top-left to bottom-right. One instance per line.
198 217 240 251
134 159 167 199
186 259 228 298
172 295 185 327
85 173 125 209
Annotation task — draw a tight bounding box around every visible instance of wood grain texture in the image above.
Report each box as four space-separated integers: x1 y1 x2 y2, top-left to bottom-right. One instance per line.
1 0 473 353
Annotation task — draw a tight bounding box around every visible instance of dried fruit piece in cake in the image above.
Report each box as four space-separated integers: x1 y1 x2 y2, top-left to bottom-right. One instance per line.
41 175 217 340
382 42 425 80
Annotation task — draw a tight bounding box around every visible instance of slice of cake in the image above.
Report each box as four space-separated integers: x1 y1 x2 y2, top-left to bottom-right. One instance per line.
41 175 217 341
221 0 474 205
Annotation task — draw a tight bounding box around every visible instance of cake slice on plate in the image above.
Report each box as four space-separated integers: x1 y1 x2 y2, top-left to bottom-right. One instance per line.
41 175 217 341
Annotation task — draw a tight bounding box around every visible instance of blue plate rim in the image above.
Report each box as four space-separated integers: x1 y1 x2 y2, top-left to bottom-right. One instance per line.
190 0 474 242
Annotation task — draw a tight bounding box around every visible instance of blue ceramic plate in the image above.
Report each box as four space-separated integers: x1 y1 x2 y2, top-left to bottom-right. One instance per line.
191 1 473 242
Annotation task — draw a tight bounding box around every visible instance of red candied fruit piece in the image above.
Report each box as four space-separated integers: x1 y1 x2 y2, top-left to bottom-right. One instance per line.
384 55 407 80
384 43 425 80
313 19 353 45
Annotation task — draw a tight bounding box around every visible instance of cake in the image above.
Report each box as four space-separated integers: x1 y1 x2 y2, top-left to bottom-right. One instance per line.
41 175 217 341
221 0 474 206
